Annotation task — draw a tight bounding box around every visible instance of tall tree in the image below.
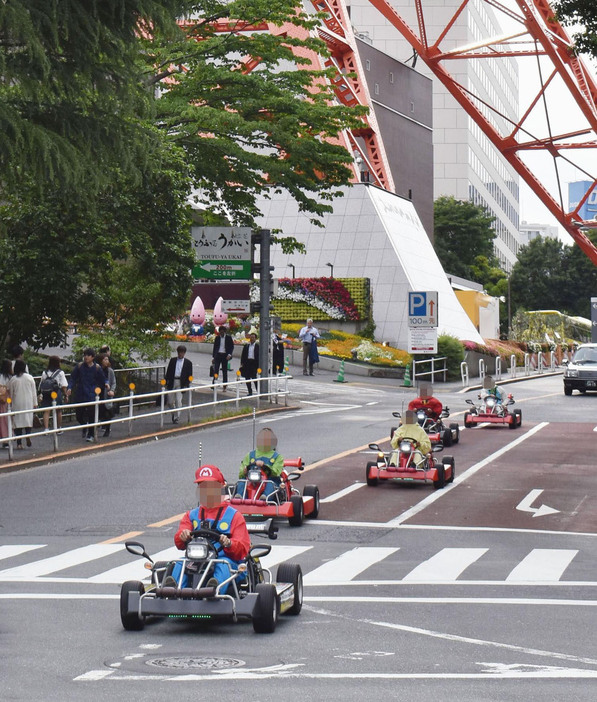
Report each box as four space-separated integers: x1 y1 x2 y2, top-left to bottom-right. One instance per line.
508 236 568 314
433 196 497 280
0 0 184 193
561 231 597 317
146 0 367 225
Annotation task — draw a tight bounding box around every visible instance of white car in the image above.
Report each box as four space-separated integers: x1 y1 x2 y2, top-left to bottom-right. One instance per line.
563 343 597 395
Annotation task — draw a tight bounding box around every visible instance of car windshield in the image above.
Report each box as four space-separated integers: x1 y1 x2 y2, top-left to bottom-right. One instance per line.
572 348 597 364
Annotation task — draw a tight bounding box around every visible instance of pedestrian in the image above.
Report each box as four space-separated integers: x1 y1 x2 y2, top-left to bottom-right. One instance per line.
165 464 250 593
10 345 29 373
0 359 12 448
272 329 285 375
96 353 116 437
8 360 38 449
240 332 259 395
38 355 68 433
164 344 193 424
298 318 320 375
66 348 106 442
211 325 234 389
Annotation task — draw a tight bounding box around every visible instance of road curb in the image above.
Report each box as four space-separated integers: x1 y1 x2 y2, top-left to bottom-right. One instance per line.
457 370 563 394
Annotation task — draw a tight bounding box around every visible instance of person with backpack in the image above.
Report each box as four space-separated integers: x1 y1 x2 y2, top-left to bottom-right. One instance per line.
66 348 106 442
38 356 68 434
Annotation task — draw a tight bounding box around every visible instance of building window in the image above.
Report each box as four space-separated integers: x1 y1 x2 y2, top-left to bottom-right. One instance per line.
374 83 379 95
366 60 371 71
389 72 394 84
410 101 415 113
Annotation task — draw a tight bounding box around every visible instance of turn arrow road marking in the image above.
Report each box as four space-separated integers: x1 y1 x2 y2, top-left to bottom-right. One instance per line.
516 489 560 518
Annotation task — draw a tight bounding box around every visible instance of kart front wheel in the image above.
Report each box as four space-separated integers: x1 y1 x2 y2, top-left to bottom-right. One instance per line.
120 580 145 631
515 409 522 427
288 495 304 527
302 485 320 519
442 428 453 447
276 563 303 615
464 412 474 428
443 456 455 483
253 583 280 633
366 462 379 487
450 423 460 444
433 463 446 490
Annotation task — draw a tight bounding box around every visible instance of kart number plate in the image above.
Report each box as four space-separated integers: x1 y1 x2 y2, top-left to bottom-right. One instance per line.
587 381 596 387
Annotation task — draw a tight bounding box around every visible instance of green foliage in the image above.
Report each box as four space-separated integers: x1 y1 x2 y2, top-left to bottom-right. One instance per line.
71 330 171 367
555 0 597 57
147 0 367 226
414 334 464 381
433 196 498 280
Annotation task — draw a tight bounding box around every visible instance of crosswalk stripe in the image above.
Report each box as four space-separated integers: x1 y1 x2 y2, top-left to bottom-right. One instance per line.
506 549 579 582
259 545 313 570
0 544 123 579
0 545 46 561
402 548 488 582
304 547 398 584
321 484 366 503
87 547 180 584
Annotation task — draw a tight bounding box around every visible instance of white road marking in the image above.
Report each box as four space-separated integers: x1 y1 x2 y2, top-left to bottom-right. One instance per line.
304 547 398 584
259 545 313 570
321 483 366 503
516 489 560 518
0 545 45 561
87 546 179 584
387 422 550 526
506 549 578 582
74 670 116 681
402 548 488 582
0 544 123 579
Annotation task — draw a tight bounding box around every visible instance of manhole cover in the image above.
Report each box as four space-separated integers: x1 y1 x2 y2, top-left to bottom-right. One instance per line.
146 657 245 670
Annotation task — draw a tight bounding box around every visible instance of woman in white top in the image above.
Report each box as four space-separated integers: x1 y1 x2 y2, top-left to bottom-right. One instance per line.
38 355 68 432
8 359 38 448
0 358 12 448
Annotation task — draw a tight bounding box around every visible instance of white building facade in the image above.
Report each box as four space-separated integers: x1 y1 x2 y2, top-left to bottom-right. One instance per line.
346 0 525 270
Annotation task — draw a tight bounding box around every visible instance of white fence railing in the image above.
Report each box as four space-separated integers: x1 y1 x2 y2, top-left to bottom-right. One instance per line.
461 353 561 388
1 374 290 461
413 356 448 383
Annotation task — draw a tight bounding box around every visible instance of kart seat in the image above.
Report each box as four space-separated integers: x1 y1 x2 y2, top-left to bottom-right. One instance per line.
230 497 268 506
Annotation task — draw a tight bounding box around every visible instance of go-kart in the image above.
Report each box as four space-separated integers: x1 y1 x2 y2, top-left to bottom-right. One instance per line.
227 458 319 527
390 408 460 447
120 519 303 634
464 392 522 429
366 439 455 490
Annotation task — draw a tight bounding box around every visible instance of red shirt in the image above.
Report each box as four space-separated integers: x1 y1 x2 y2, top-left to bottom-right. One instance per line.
174 502 250 561
408 396 443 419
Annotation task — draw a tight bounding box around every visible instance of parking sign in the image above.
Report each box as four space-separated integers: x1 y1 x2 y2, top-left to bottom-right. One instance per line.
408 291 438 327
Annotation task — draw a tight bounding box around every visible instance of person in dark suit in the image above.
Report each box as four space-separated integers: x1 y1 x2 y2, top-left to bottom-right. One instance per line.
165 345 193 423
211 326 234 389
272 329 285 375
240 333 259 396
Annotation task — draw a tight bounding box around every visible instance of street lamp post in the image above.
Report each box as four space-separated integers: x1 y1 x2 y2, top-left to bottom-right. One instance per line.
287 263 296 279
326 262 334 278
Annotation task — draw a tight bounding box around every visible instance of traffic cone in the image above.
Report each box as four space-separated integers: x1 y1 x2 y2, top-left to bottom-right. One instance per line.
284 356 290 375
403 364 412 387
334 359 347 383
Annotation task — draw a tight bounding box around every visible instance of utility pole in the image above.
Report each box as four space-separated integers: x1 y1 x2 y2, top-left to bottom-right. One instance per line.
251 229 273 392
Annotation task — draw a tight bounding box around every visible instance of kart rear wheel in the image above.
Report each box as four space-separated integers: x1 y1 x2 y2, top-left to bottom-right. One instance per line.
508 413 518 429
276 563 303 615
253 583 280 633
433 463 446 490
288 495 304 527
120 580 145 631
515 409 522 427
366 462 379 487
302 485 320 519
443 456 455 483
442 428 453 447
450 423 460 444
464 412 474 428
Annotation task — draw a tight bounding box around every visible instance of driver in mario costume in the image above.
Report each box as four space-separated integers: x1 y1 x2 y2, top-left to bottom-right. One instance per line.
168 464 250 592
407 382 443 420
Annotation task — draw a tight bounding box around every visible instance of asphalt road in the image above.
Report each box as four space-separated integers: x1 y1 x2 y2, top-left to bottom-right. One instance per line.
2 371 597 701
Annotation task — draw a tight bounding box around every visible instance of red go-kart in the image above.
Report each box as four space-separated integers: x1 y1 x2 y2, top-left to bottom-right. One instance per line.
227 459 319 527
366 440 455 490
464 393 522 429
390 408 460 447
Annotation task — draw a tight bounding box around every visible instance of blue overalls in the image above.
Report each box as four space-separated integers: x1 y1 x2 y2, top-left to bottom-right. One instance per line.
236 450 281 499
171 505 244 593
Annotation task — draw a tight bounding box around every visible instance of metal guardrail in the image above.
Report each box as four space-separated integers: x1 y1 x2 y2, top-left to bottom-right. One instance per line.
461 352 561 387
1 374 290 462
413 356 448 383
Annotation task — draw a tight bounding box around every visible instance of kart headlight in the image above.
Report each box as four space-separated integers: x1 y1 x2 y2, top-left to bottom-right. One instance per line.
399 440 413 453
186 540 209 560
416 411 426 424
485 396 496 407
247 468 262 482
565 369 578 377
